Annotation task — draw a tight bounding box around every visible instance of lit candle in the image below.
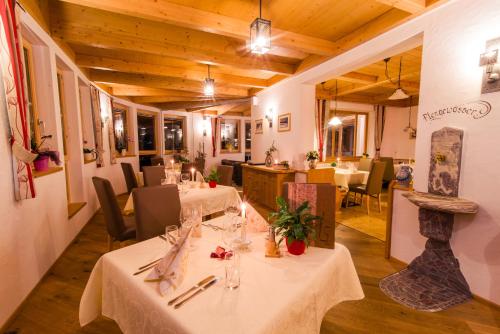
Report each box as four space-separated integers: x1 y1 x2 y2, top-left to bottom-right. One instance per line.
190 167 195 181
241 202 247 241
337 157 340 166
170 159 174 169
274 159 278 165
241 202 247 219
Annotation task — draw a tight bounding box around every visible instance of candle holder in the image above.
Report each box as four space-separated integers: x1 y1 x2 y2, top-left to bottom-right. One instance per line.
233 203 252 250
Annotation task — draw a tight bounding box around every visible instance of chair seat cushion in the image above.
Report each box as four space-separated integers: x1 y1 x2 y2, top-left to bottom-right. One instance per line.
350 184 367 193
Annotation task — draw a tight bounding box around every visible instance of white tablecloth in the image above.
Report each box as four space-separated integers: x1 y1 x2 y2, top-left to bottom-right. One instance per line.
79 216 364 334
334 168 369 189
124 185 241 216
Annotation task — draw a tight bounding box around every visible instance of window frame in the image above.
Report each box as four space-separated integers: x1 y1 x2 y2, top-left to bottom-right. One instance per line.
219 118 241 154
325 111 369 162
244 120 251 153
163 114 187 154
137 110 159 156
22 38 41 147
112 102 130 156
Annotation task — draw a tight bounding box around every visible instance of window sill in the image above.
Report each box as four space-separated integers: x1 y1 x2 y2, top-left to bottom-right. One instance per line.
32 166 63 178
116 154 136 159
220 150 241 154
84 159 96 164
139 151 158 156
68 202 86 219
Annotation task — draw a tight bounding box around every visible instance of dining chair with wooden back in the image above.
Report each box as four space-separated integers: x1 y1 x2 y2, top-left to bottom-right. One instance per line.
92 177 136 251
217 165 234 186
121 162 138 194
142 166 166 187
358 157 373 172
349 161 386 214
132 185 181 241
150 156 165 166
379 156 395 186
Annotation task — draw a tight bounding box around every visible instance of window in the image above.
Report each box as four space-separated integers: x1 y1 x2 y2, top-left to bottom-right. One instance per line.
137 111 157 154
245 120 251 152
164 115 186 153
112 103 129 154
22 39 40 148
220 119 240 153
325 111 368 160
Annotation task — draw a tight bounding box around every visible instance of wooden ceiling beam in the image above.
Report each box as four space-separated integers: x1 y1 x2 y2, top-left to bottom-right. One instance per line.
336 72 420 96
56 0 340 56
375 0 426 14
89 69 249 97
76 54 269 88
157 98 251 111
132 96 235 104
339 72 379 84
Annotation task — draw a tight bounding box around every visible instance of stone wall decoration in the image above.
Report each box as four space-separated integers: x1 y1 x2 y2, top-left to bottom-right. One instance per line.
379 127 479 312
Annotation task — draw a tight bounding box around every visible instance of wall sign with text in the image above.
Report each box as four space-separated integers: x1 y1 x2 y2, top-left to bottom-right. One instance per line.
422 101 491 122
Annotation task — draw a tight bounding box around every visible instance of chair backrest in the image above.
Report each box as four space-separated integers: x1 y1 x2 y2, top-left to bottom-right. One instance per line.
121 162 138 193
92 177 127 239
181 162 196 174
282 182 336 249
217 165 234 186
365 161 386 195
379 157 395 182
307 168 336 185
358 158 373 172
133 185 181 241
143 166 165 187
150 156 165 166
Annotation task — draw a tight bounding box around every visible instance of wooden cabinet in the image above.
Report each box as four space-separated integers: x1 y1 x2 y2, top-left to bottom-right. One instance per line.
242 165 296 210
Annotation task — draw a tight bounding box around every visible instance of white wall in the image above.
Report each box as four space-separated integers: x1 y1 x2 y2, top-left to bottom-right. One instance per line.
252 0 500 304
380 106 418 160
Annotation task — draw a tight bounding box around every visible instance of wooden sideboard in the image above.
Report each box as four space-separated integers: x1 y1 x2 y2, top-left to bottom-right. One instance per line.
242 164 296 210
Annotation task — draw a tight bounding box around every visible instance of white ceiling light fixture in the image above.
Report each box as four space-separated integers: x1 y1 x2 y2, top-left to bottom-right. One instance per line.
250 0 271 54
203 64 215 97
327 81 342 127
385 57 410 100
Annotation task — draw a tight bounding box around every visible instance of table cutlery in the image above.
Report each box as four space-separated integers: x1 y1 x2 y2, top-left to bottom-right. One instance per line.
159 234 175 245
133 262 159 276
173 277 219 309
167 275 215 306
138 258 162 271
202 223 222 231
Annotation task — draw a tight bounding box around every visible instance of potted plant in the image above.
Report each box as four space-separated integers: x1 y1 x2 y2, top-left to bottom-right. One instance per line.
31 135 62 172
269 197 320 256
265 142 277 167
306 150 319 169
205 168 220 188
83 147 95 161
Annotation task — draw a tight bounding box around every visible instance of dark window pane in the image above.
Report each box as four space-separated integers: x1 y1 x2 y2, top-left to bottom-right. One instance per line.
220 119 240 152
138 114 156 151
245 121 251 150
113 106 128 152
164 117 184 151
341 125 355 157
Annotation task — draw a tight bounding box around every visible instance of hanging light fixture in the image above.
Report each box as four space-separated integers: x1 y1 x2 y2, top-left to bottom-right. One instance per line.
203 64 215 97
250 0 271 54
385 57 410 100
328 81 342 126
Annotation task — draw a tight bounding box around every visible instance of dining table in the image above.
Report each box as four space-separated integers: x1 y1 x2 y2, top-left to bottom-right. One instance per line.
79 215 364 334
333 167 370 190
123 184 241 216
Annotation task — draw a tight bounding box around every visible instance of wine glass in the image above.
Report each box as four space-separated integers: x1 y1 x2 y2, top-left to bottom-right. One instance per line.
181 173 190 184
222 218 239 249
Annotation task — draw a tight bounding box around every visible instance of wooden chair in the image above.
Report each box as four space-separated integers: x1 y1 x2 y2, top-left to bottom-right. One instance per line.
142 166 165 187
358 157 373 172
217 165 234 186
349 161 386 214
379 156 395 186
150 156 165 166
132 185 181 241
120 162 138 194
92 177 136 251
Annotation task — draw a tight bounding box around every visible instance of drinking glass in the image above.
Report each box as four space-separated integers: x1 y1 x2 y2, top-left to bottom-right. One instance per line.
165 225 179 244
222 217 239 248
181 173 190 184
224 251 240 290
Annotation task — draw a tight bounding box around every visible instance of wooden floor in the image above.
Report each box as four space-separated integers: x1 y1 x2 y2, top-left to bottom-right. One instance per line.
4 195 500 334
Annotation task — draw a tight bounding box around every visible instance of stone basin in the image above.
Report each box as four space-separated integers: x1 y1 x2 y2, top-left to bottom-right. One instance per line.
403 191 478 214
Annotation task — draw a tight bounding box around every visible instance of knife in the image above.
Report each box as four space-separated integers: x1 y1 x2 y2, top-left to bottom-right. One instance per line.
173 277 219 309
167 275 215 306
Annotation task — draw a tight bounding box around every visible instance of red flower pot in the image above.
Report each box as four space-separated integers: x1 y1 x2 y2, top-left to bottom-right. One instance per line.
208 180 217 188
33 156 49 171
286 238 306 255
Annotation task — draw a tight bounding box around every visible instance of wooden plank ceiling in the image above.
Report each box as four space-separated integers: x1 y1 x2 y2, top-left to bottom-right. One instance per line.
22 0 438 114
317 46 423 108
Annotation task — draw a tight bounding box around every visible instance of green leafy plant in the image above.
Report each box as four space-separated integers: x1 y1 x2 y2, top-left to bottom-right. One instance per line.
178 155 190 163
306 150 319 161
265 142 277 157
205 168 220 182
269 197 320 246
330 162 337 167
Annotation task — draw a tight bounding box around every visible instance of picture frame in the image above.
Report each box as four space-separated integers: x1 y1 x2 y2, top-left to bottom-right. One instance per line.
277 113 291 132
255 119 263 134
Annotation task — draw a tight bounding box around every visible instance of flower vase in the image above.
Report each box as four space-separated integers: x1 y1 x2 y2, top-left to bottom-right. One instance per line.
286 239 306 255
209 181 217 188
308 160 317 169
33 156 49 171
265 154 273 167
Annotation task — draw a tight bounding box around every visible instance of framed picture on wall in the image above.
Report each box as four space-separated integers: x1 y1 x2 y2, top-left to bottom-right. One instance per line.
278 113 291 132
255 119 263 134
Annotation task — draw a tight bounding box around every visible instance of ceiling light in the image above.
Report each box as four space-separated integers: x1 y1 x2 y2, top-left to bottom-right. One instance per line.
203 65 215 96
328 80 342 127
329 116 342 126
250 0 271 54
388 88 410 100
385 57 410 100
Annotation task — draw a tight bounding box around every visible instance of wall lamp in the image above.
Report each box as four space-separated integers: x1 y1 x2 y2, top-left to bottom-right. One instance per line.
479 48 499 82
265 108 274 128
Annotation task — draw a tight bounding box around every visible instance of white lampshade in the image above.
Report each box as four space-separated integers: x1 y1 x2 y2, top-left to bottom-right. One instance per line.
203 78 215 96
388 88 409 100
328 116 342 126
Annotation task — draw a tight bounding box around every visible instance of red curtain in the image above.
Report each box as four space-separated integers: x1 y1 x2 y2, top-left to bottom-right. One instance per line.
315 99 327 161
1 0 35 200
374 105 386 159
210 117 219 157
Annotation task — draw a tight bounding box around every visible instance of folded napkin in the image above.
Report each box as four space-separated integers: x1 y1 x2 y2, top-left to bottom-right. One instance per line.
246 203 269 232
145 227 192 296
